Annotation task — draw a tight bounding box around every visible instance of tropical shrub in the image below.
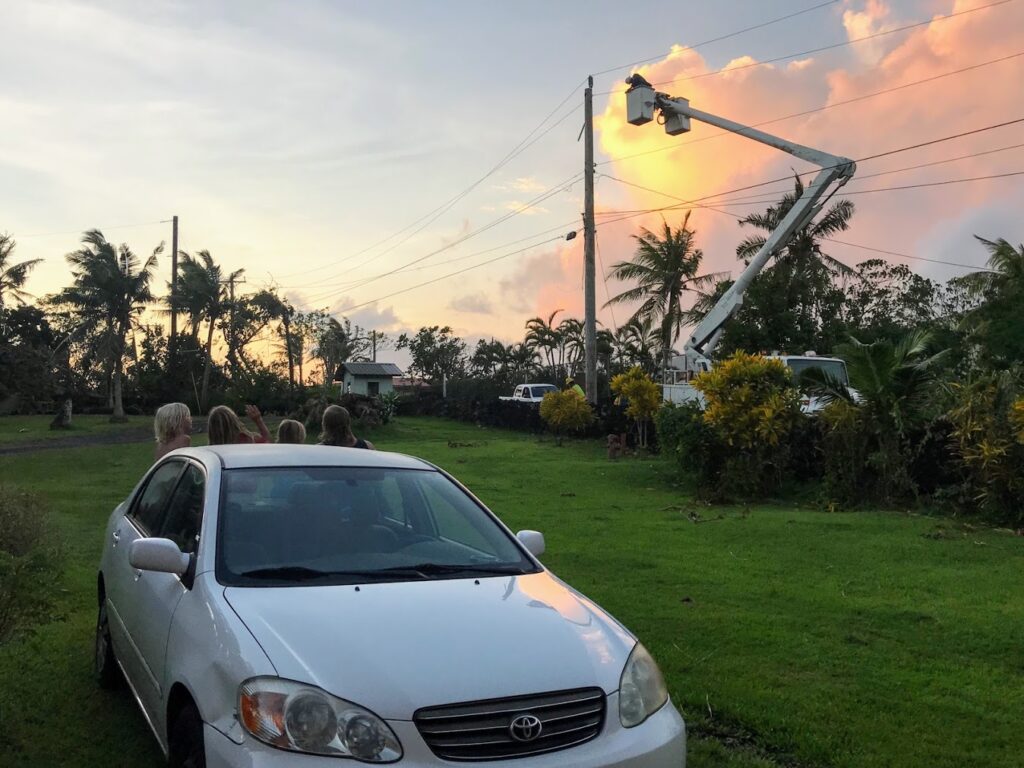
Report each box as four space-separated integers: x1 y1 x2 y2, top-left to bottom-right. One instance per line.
948 372 1024 527
539 390 594 444
691 352 801 497
805 330 947 506
0 487 64 643
610 367 661 449
377 391 400 424
654 401 723 485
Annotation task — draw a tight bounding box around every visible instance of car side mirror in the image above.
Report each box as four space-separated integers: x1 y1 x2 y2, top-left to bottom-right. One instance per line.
129 538 190 575
517 530 545 558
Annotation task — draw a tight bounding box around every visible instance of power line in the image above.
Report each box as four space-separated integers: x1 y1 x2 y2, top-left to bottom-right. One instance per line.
274 80 586 282
590 116 1024 216
294 171 583 299
824 239 995 273
595 0 1016 95
326 234 570 314
590 0 840 77
597 50 1024 165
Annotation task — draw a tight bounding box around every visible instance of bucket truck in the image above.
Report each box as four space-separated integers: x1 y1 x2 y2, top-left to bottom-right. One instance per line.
623 74 856 411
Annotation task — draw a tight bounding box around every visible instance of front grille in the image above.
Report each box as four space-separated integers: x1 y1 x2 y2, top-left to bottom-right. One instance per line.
414 687 606 762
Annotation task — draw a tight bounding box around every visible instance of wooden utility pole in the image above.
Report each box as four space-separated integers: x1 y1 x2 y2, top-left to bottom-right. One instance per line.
169 215 178 358
225 274 246 377
583 76 598 403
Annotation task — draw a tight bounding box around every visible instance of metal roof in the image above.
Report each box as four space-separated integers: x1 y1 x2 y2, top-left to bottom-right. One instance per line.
334 362 403 379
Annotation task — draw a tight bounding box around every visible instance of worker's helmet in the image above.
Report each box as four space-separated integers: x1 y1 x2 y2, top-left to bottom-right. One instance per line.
565 377 574 385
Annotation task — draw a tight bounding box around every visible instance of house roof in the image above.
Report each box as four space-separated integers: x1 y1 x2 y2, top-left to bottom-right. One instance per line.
333 362 403 380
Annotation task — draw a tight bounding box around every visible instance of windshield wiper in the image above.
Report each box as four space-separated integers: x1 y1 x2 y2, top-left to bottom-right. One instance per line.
377 563 528 577
238 566 428 582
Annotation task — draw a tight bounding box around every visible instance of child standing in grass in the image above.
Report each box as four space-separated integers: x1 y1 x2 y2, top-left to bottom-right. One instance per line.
153 402 192 460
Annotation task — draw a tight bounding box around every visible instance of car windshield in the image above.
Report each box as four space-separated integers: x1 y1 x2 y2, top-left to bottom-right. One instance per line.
216 467 537 586
785 359 849 387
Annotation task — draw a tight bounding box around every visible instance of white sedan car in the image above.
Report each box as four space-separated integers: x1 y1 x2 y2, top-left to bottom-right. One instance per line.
96 445 686 767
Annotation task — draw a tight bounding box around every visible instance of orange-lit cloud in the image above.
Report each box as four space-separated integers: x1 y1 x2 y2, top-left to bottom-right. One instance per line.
583 0 1024 332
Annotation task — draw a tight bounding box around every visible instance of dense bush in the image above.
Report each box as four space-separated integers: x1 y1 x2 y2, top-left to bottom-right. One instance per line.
948 372 1024 527
654 401 723 484
539 391 594 444
0 487 64 643
692 352 801 497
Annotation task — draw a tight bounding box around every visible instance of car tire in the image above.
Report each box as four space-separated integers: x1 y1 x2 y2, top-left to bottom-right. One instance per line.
169 703 206 768
94 600 122 690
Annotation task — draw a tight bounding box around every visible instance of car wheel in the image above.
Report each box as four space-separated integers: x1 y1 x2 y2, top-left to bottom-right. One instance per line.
94 600 121 690
169 703 206 768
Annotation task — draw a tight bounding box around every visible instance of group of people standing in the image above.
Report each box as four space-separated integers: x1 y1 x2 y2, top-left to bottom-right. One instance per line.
153 402 374 461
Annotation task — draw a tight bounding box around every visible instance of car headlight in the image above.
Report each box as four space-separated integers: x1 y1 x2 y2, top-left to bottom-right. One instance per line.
618 643 669 728
239 677 402 762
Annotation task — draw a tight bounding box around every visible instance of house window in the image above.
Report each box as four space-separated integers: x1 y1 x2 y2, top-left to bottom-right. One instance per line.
367 381 380 396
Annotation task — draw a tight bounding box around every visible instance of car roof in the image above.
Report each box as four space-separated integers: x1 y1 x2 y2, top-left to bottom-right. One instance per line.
173 444 435 471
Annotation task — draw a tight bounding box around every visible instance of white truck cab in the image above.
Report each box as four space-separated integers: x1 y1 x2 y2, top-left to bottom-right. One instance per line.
499 383 559 404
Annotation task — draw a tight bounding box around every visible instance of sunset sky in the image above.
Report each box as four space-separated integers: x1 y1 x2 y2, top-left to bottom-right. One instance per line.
3 0 1023 367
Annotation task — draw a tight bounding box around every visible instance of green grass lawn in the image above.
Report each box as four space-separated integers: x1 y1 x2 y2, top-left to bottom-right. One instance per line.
1 416 1022 767
0 414 148 444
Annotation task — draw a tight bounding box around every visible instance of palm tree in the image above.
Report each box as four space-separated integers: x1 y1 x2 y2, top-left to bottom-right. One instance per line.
0 233 43 311
613 316 661 375
958 236 1024 364
557 317 585 378
169 250 241 410
803 329 946 499
605 213 722 381
525 310 563 380
57 230 162 421
734 174 854 345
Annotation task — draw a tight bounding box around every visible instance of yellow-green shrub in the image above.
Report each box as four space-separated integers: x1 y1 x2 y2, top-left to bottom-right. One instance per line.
539 390 594 444
610 367 661 449
691 352 801 496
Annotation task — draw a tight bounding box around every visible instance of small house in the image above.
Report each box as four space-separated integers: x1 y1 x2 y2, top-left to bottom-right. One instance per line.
333 362 403 396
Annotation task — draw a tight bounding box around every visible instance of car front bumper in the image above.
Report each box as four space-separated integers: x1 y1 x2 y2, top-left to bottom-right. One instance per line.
205 694 686 767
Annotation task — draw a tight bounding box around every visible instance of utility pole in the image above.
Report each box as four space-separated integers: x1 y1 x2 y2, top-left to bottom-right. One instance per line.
371 330 377 362
169 215 178 359
583 75 598 403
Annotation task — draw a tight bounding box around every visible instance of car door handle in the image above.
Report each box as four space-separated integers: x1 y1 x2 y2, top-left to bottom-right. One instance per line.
112 529 121 545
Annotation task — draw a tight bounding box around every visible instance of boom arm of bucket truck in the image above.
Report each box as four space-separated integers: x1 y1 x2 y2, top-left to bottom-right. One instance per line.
624 74 857 368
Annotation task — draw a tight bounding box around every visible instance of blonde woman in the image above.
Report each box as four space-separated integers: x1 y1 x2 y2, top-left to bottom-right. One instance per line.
154 402 192 460
206 404 270 445
276 419 307 444
318 405 374 449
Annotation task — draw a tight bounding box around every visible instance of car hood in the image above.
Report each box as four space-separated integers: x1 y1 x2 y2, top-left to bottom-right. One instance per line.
224 571 634 719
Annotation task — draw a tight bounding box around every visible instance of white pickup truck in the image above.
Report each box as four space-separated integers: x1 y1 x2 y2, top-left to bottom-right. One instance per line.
663 354 851 414
499 383 559 403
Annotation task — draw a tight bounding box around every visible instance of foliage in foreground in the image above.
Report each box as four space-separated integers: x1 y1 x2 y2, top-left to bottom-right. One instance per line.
0 486 63 643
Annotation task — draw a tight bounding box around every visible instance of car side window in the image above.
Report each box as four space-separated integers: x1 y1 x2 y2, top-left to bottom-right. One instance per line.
159 464 205 554
129 461 185 535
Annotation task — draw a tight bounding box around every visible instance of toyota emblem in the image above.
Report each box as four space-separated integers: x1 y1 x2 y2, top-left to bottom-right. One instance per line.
509 713 543 742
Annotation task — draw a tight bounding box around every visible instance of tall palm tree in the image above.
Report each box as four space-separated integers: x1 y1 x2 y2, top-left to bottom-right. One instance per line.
959 236 1024 364
57 230 162 421
525 310 563 380
605 213 722 381
0 233 43 311
735 174 854 343
168 250 242 410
